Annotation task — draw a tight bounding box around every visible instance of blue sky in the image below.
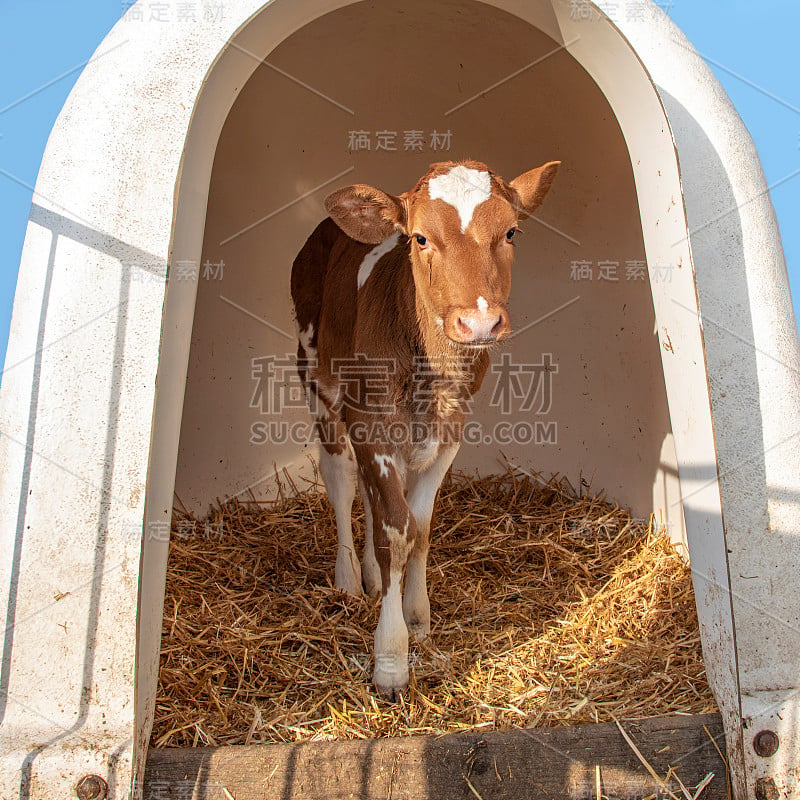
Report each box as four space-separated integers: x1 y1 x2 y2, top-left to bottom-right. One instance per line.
0 1 798 367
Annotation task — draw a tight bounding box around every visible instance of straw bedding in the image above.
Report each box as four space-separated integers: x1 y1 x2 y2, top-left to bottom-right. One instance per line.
151 468 716 748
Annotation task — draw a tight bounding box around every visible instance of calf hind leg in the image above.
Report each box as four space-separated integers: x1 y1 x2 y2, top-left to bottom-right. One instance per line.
358 474 381 598
318 436 362 595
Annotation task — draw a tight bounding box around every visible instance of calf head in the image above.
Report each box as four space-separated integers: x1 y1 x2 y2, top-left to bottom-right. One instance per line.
325 159 560 346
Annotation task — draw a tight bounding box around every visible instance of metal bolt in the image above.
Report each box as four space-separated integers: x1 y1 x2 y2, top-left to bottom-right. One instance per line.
753 729 780 758
75 774 107 800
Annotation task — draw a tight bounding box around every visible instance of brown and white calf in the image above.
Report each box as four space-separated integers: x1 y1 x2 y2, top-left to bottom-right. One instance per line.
291 159 559 697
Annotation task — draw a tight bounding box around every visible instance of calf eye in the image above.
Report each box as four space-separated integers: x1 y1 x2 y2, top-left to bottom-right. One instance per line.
505 228 517 242
414 234 428 247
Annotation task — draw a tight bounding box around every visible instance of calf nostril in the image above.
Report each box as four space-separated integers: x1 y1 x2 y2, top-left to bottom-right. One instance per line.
490 315 504 335
456 317 472 337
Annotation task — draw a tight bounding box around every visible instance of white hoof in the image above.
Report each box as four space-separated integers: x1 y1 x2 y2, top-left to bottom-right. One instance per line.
373 654 409 700
403 592 430 641
334 548 362 595
406 617 430 642
361 554 381 598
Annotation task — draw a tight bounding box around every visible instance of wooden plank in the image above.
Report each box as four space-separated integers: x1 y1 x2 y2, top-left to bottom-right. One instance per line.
143 713 727 799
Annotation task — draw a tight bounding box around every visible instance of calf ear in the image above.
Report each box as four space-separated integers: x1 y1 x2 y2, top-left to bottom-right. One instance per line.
509 161 560 219
325 184 408 244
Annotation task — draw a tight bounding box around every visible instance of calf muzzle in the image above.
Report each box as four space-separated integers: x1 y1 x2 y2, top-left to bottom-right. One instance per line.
445 306 510 345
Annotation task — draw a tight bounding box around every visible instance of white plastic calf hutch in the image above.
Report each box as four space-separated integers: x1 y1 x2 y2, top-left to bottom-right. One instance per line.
1 0 798 797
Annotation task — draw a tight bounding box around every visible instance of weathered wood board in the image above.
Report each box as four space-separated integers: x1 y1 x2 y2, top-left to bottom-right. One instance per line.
144 713 728 799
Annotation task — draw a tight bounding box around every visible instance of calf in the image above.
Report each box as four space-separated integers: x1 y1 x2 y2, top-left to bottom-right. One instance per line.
291 159 559 697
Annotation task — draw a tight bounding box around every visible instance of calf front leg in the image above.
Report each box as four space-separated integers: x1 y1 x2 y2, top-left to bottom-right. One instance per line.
403 443 460 641
357 447 416 699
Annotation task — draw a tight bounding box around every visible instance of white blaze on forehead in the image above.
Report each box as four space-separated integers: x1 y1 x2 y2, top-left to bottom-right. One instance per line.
477 296 488 312
428 165 492 233
358 232 400 289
